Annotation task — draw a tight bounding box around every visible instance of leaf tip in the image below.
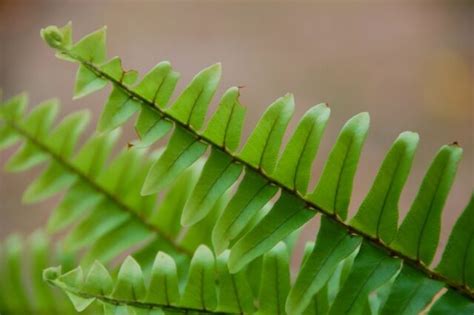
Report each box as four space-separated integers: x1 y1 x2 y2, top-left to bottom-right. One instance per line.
43 266 62 282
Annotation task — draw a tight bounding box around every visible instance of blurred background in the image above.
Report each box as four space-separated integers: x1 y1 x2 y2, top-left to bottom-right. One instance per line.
0 0 472 265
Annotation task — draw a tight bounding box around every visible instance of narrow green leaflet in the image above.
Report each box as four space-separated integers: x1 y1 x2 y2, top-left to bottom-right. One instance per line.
98 87 141 132
22 110 90 203
83 261 113 296
212 169 278 254
324 248 360 312
229 192 314 273
202 87 246 152
56 267 95 312
47 182 102 232
273 104 330 193
69 27 108 99
366 272 398 315
351 131 419 243
380 266 443 315
436 194 474 288
239 94 294 173
0 92 28 120
74 65 108 99
182 148 242 226
180 245 217 311
132 61 179 107
215 251 255 313
23 162 75 203
72 129 120 176
256 242 290 315
99 57 138 85
428 289 474 315
64 202 129 250
148 162 201 237
133 106 172 148
167 63 221 130
392 144 462 264
0 124 19 150
142 128 207 194
180 191 229 253
307 112 370 220
82 219 152 266
70 27 107 63
5 99 59 172
112 256 146 301
145 252 180 307
0 93 28 149
47 110 90 156
287 218 362 315
328 242 401 315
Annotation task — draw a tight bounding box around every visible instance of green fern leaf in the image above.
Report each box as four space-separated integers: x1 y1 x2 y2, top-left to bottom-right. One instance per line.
436 194 474 288
84 261 114 296
307 112 370 220
273 103 330 193
74 64 108 99
429 289 474 315
5 99 59 172
212 169 278 254
216 251 256 313
180 245 217 310
287 217 362 314
228 192 313 273
142 128 207 194
329 242 401 315
202 87 245 152
112 256 147 301
351 131 419 243
380 266 443 315
182 148 242 226
167 63 221 129
145 251 180 306
239 94 294 173
392 143 462 264
99 86 141 132
256 242 290 315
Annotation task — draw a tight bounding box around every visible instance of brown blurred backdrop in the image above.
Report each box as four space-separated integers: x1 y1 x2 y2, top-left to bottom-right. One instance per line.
0 0 472 264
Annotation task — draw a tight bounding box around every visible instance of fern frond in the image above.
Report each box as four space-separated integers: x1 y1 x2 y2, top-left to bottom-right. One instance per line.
44 245 266 314
0 231 93 314
38 22 474 303
36 23 474 307
0 95 236 267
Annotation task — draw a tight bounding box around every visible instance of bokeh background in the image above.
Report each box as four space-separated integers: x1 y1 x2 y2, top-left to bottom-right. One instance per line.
1 0 472 265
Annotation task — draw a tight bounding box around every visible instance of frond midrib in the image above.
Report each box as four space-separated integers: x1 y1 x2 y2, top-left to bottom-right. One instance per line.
58 49 474 300
4 119 192 257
